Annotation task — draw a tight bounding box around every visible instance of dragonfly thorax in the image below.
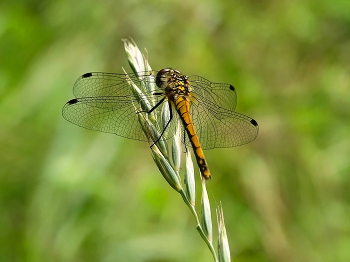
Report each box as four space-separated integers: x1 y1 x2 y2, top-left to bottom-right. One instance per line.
156 68 192 100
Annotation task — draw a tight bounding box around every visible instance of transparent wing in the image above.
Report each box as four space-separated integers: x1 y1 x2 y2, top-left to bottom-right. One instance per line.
73 71 158 99
189 96 259 149
189 75 237 112
62 72 169 142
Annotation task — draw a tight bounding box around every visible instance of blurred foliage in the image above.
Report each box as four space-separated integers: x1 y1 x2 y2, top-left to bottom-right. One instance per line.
1 0 350 261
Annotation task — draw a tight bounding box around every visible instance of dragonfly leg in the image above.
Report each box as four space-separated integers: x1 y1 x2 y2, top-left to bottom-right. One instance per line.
150 101 172 148
148 97 166 114
137 96 165 114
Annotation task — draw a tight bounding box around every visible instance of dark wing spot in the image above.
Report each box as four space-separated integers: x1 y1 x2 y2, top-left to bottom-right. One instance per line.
229 85 235 91
82 73 92 78
67 98 78 105
250 119 258 126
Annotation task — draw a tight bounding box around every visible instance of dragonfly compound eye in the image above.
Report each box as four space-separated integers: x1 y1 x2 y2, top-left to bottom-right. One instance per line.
156 68 172 88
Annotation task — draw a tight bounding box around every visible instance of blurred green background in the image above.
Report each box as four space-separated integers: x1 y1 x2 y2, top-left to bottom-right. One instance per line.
1 0 350 261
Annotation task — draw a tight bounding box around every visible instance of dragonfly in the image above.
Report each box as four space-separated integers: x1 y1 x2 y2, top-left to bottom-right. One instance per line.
62 68 259 179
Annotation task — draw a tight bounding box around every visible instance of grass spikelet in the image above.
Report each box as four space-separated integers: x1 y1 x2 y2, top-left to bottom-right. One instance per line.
201 178 213 242
151 145 182 192
217 204 231 262
184 150 195 206
171 122 182 173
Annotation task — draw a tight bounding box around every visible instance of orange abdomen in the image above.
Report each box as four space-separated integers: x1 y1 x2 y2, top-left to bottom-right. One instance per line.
175 96 211 179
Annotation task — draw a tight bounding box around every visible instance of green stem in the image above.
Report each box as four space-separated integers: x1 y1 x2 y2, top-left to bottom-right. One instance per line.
180 190 218 262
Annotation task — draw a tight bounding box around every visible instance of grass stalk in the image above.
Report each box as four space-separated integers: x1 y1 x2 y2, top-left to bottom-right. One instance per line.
122 38 231 262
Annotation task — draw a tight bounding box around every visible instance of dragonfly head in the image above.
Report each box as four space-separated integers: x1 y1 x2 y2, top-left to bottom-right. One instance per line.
156 68 185 89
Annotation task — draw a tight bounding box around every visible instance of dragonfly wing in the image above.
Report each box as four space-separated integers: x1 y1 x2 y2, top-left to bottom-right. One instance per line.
62 96 154 141
63 72 167 142
189 75 237 112
190 99 259 149
73 72 158 99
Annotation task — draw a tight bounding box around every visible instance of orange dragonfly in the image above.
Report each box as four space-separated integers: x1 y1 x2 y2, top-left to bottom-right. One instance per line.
62 69 259 179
